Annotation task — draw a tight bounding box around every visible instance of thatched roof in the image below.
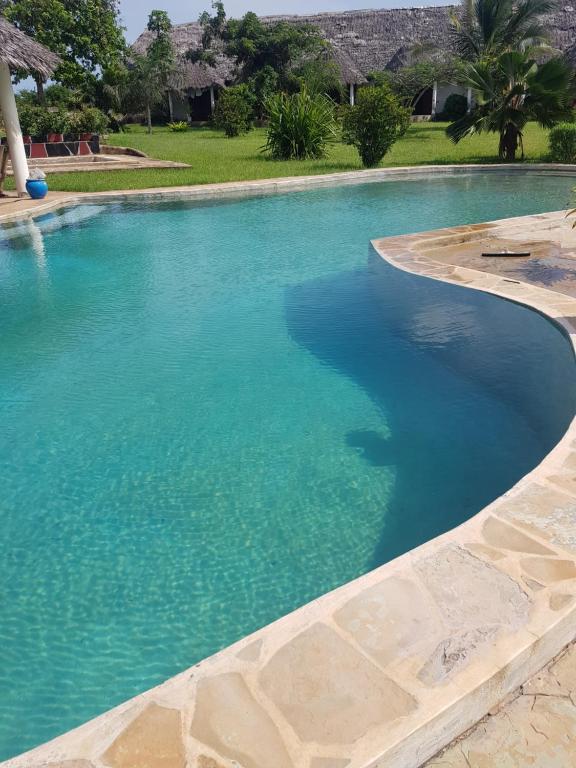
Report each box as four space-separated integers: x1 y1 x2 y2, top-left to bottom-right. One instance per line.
133 4 576 87
168 56 233 90
0 16 59 78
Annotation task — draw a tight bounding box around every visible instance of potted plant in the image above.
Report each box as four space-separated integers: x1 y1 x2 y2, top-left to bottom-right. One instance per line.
44 108 69 143
26 168 48 199
68 107 109 141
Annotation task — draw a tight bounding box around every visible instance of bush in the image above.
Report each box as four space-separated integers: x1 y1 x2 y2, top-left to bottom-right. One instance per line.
549 122 576 163
43 107 70 134
17 105 44 136
262 89 337 160
342 84 410 167
167 121 189 132
68 107 109 135
436 93 468 122
213 85 254 137
17 106 69 137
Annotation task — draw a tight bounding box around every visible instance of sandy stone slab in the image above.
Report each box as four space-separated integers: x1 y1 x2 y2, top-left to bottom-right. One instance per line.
190 673 292 768
101 702 185 768
259 622 416 745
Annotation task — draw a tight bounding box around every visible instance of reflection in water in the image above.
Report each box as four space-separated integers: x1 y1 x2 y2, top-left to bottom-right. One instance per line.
346 430 395 467
286 248 576 569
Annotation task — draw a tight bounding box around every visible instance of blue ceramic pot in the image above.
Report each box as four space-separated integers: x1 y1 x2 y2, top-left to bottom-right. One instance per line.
26 179 48 200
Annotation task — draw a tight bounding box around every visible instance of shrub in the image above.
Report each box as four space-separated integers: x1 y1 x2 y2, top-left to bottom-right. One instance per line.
43 108 70 134
262 89 337 160
342 85 410 167
437 93 468 122
68 107 109 135
549 122 576 163
18 105 43 137
213 85 254 137
167 121 189 132
17 106 69 137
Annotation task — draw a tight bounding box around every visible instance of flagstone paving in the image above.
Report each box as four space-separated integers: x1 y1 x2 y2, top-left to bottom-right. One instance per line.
4 170 576 768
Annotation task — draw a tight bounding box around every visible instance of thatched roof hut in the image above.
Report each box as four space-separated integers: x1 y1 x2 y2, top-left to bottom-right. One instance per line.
0 16 59 78
134 4 576 84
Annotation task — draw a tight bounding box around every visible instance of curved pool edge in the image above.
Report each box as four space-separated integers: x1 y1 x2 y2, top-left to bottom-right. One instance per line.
4 183 576 768
2 161 576 226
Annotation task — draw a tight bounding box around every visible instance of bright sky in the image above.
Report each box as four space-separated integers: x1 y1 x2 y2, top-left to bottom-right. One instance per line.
120 0 450 42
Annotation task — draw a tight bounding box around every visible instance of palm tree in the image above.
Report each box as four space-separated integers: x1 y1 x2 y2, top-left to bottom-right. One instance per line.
446 51 574 160
450 0 557 61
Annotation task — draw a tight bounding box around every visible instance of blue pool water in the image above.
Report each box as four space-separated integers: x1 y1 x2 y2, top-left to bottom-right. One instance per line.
1 173 576 759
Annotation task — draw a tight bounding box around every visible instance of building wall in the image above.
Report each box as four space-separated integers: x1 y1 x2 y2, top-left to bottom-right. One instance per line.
436 84 469 114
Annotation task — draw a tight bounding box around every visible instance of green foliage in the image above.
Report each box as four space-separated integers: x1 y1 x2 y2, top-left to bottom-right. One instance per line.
549 122 576 162
168 121 190 132
17 105 69 136
342 85 410 167
293 58 343 98
385 60 465 110
189 4 325 89
437 93 469 121
450 0 555 61
262 89 337 160
17 105 108 136
68 107 109 134
213 85 254 136
447 51 575 160
226 14 325 83
43 107 69 133
247 65 279 118
124 11 176 133
17 105 45 137
1 0 126 98
147 9 171 35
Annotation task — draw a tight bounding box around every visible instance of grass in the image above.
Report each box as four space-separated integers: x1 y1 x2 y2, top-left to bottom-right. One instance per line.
21 121 554 193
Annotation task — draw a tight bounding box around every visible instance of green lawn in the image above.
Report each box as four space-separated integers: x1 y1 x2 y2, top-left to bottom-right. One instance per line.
32 121 553 193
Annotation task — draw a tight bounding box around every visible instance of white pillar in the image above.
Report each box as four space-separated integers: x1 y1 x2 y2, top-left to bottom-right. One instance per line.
466 86 473 113
0 62 29 197
349 83 355 106
168 91 174 122
431 81 438 117
209 85 215 113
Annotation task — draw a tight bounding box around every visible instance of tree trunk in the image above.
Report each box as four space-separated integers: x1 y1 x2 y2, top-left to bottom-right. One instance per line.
500 124 519 162
146 104 152 134
34 75 45 105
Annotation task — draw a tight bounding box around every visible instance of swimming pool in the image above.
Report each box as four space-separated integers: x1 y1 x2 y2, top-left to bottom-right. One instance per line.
1 172 576 759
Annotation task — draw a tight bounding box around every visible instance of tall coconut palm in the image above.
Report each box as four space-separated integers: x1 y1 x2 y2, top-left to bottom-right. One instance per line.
450 0 557 61
446 51 574 160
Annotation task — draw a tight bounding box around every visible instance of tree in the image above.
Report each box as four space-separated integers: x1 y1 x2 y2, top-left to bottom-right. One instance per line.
213 84 254 136
0 0 125 102
446 51 574 160
225 13 325 85
343 84 410 167
450 0 556 62
189 4 326 90
125 11 175 133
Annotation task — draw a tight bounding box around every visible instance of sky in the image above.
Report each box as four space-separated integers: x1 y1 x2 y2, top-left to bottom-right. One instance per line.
120 0 449 42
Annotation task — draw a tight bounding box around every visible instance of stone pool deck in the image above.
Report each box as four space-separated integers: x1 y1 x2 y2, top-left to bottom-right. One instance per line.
4 171 576 768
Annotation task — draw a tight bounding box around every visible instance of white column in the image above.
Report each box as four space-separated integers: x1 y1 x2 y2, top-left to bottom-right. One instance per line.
431 81 438 117
168 91 174 122
209 85 215 113
349 83 355 106
0 62 29 197
466 86 473 113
